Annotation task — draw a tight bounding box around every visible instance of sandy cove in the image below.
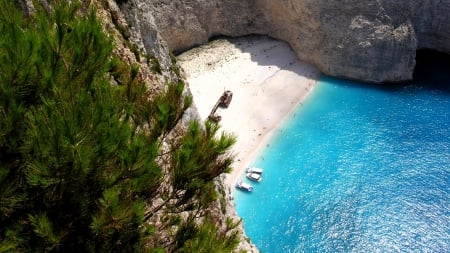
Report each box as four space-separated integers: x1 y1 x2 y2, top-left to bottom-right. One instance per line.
178 36 319 189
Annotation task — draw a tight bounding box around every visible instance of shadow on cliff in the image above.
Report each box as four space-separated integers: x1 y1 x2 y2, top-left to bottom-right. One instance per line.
321 49 450 94
412 49 450 93
221 35 319 79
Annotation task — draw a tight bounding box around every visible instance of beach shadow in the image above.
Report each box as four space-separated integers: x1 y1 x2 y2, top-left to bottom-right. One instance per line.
222 35 319 80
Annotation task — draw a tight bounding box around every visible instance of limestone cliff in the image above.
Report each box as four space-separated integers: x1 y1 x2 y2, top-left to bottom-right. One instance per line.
121 0 450 83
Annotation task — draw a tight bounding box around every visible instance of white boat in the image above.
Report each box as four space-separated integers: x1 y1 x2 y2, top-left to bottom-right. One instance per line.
246 167 263 174
235 181 254 192
246 172 262 182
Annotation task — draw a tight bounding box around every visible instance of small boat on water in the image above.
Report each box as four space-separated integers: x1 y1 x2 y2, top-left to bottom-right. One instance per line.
246 172 262 182
246 167 263 174
236 181 254 192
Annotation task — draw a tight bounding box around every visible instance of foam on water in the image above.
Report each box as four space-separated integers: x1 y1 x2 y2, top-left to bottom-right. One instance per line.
234 65 450 252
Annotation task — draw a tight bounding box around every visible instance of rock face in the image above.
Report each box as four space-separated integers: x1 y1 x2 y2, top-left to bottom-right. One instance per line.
122 0 450 83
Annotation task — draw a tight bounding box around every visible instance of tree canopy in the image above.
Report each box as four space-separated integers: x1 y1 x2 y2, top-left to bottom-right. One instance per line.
0 1 238 252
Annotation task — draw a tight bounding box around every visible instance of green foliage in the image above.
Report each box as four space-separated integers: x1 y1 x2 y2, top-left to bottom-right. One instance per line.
169 52 182 79
129 42 141 62
0 1 158 251
28 213 61 251
157 120 236 218
175 217 241 253
149 56 162 75
118 23 131 40
0 1 240 252
149 81 193 141
172 121 235 192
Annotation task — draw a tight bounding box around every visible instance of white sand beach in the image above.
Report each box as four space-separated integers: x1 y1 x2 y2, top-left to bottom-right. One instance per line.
178 36 319 188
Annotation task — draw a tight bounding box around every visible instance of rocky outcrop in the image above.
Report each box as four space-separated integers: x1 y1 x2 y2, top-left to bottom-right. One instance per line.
121 0 450 83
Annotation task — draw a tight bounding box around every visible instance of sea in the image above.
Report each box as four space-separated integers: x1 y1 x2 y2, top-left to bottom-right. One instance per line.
234 51 450 253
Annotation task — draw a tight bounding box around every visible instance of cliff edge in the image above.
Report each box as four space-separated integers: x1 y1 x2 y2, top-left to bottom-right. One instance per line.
122 0 450 83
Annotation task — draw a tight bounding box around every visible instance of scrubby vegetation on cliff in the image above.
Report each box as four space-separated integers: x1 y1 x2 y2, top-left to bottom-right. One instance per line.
0 1 240 252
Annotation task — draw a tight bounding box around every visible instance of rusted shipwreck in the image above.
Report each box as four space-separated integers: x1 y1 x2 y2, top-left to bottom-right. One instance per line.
208 90 233 122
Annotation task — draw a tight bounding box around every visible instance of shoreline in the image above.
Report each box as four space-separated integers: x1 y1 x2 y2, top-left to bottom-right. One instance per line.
222 81 316 188
178 35 319 190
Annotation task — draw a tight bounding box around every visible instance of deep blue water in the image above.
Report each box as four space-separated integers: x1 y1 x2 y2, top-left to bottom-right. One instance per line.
234 59 450 252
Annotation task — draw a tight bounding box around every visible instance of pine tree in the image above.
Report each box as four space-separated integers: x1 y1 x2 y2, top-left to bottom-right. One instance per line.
0 1 239 252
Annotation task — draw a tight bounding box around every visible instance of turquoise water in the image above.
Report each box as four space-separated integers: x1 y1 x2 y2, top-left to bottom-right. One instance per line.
234 58 450 252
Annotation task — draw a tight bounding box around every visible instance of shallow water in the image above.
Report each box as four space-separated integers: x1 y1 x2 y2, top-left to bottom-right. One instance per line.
234 65 450 252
